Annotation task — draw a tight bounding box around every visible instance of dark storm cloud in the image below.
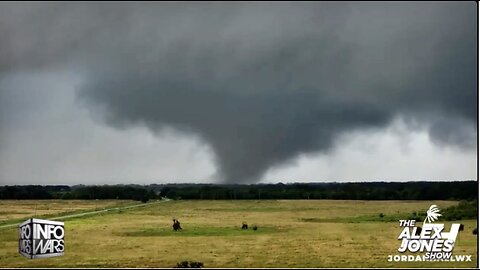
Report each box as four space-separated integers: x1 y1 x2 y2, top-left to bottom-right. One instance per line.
0 2 476 183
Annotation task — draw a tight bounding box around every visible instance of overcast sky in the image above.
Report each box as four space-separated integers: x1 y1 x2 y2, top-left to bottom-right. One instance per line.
0 2 477 185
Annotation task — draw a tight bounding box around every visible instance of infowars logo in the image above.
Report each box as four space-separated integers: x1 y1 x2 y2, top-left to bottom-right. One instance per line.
387 205 472 262
19 218 65 259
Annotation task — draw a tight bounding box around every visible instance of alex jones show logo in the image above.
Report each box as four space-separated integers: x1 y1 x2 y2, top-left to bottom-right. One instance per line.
19 218 65 259
387 205 472 263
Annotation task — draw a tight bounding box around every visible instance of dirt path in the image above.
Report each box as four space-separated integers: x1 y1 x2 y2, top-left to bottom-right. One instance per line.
0 198 171 229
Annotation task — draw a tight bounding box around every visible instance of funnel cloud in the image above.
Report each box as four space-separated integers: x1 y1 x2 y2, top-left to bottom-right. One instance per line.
0 2 476 184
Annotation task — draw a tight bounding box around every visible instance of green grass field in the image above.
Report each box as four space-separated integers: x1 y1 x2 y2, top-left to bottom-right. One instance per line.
0 200 136 223
0 200 476 268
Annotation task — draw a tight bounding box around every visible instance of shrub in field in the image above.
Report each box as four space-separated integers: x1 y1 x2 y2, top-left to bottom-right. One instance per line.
408 212 424 222
173 219 182 231
379 213 385 218
176 261 189 268
189 261 204 268
174 261 204 268
442 200 477 221
473 228 477 235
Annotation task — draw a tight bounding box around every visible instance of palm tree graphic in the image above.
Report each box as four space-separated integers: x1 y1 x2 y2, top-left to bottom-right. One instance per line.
424 205 442 225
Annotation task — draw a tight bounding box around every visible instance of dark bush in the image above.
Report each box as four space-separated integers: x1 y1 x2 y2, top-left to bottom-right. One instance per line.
190 262 204 268
173 219 182 231
175 261 204 268
176 261 189 268
408 212 423 222
442 200 477 221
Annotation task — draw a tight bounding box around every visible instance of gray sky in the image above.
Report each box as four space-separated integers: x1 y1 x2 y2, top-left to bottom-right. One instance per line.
0 2 477 185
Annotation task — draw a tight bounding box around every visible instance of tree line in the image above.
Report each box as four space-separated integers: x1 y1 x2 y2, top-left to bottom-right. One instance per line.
0 181 476 201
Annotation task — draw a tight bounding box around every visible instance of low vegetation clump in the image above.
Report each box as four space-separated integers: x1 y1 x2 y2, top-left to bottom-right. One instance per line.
441 200 477 221
175 261 204 268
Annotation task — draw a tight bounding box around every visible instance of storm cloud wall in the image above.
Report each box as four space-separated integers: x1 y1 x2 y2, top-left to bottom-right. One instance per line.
0 2 476 183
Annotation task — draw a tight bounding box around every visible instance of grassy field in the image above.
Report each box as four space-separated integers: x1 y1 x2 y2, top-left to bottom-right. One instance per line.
0 200 136 224
0 200 476 268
